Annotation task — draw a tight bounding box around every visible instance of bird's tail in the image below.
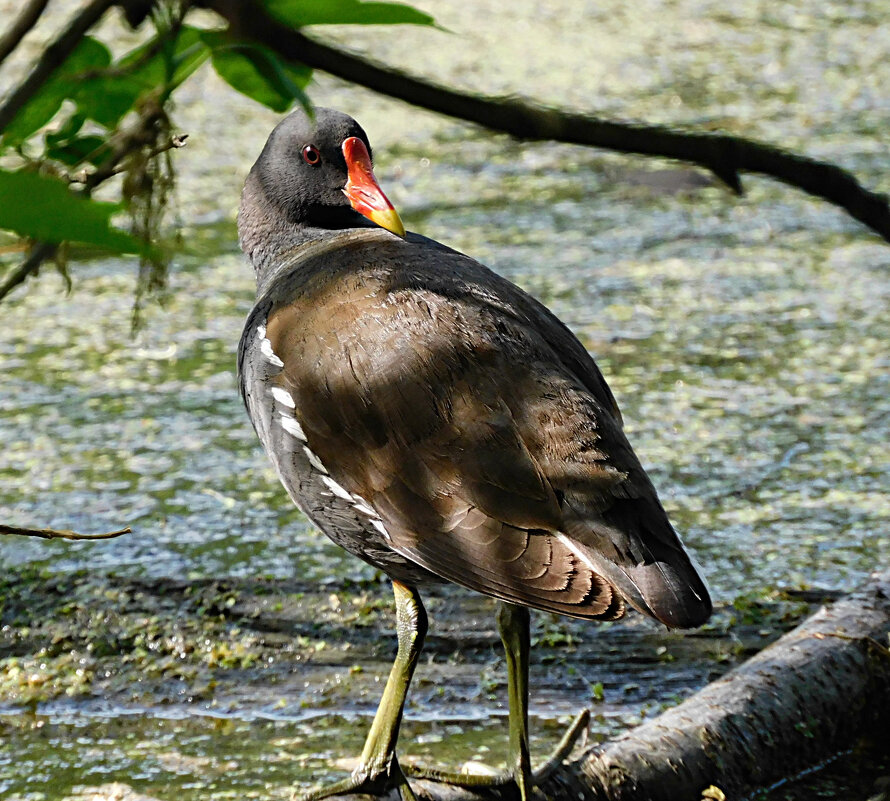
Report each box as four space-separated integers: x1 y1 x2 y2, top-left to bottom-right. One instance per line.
556 526 712 629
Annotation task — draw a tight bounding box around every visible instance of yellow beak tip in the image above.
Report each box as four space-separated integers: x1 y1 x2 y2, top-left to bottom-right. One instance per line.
369 208 406 238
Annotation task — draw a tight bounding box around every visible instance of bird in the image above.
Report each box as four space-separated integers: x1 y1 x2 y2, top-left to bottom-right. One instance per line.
237 107 711 801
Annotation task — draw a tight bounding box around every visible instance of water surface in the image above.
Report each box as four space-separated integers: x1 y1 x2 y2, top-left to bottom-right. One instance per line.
1 0 888 798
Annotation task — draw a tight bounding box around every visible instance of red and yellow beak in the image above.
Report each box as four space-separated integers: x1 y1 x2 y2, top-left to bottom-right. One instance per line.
342 137 406 238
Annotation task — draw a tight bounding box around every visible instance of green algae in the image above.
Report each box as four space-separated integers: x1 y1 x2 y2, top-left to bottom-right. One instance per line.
1 0 889 796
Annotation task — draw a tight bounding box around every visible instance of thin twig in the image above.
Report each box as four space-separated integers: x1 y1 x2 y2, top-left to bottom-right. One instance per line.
204 0 890 244
0 0 50 67
0 524 131 540
84 100 168 187
68 133 189 184
0 241 57 302
0 0 118 133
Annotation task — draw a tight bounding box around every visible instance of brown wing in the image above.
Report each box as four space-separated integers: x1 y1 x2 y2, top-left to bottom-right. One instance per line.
262 236 709 626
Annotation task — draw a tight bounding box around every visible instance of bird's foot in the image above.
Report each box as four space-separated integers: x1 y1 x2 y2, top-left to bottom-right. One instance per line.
295 754 419 801
403 710 589 799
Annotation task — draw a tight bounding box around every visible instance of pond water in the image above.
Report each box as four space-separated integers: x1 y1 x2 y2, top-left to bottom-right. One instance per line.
1 0 888 799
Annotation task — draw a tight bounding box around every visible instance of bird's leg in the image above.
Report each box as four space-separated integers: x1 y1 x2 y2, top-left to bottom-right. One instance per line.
498 601 532 801
297 580 427 801
404 603 589 797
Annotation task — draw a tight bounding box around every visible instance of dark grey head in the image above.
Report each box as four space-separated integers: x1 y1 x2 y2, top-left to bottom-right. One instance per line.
239 108 405 277
248 107 371 228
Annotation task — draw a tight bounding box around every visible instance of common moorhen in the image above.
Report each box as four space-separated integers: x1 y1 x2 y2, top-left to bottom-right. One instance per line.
237 108 711 801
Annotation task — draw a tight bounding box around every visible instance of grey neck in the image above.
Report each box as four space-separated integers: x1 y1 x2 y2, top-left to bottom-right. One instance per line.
251 228 397 298
237 187 311 280
238 176 393 295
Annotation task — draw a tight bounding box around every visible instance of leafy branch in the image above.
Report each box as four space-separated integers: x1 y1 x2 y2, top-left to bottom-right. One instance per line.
0 0 119 133
0 1 203 308
0 101 186 304
0 0 887 312
203 0 890 243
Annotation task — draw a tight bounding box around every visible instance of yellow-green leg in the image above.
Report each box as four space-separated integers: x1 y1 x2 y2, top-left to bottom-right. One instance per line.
297 580 427 801
499 602 533 801
404 602 589 800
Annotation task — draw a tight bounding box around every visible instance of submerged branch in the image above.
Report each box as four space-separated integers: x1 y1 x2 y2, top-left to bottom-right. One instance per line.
205 0 890 244
0 524 131 540
562 568 890 800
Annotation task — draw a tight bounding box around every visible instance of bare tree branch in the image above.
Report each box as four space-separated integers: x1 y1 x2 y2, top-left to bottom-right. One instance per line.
1 0 886 311
0 523 131 540
0 0 118 133
203 0 890 244
0 0 50 67
2 0 886 244
0 241 58 303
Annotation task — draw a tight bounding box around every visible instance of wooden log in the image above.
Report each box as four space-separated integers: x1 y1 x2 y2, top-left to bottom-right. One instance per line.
539 568 890 801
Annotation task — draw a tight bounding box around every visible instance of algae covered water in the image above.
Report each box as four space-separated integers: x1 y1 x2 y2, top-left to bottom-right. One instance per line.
1 0 888 798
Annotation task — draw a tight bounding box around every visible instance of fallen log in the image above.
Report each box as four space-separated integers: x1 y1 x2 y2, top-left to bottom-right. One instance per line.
553 568 890 799
405 569 890 801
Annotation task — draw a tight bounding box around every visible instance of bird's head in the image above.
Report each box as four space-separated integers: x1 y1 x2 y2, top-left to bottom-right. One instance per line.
243 107 405 238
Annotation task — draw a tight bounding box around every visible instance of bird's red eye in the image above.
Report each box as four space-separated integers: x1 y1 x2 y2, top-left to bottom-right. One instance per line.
301 145 321 165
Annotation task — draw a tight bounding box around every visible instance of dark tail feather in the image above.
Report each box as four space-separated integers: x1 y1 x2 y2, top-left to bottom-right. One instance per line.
560 531 712 629
614 556 712 629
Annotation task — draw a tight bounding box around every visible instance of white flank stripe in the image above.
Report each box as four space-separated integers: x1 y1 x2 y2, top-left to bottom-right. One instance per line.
322 475 353 501
280 415 307 441
269 386 295 408
259 337 284 367
303 446 328 474
352 498 377 517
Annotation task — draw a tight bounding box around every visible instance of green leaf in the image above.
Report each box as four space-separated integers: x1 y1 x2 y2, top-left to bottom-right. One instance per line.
0 169 139 252
75 26 211 129
118 25 210 92
265 0 434 26
203 34 311 112
2 37 111 145
45 135 109 168
73 76 146 129
168 38 212 89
